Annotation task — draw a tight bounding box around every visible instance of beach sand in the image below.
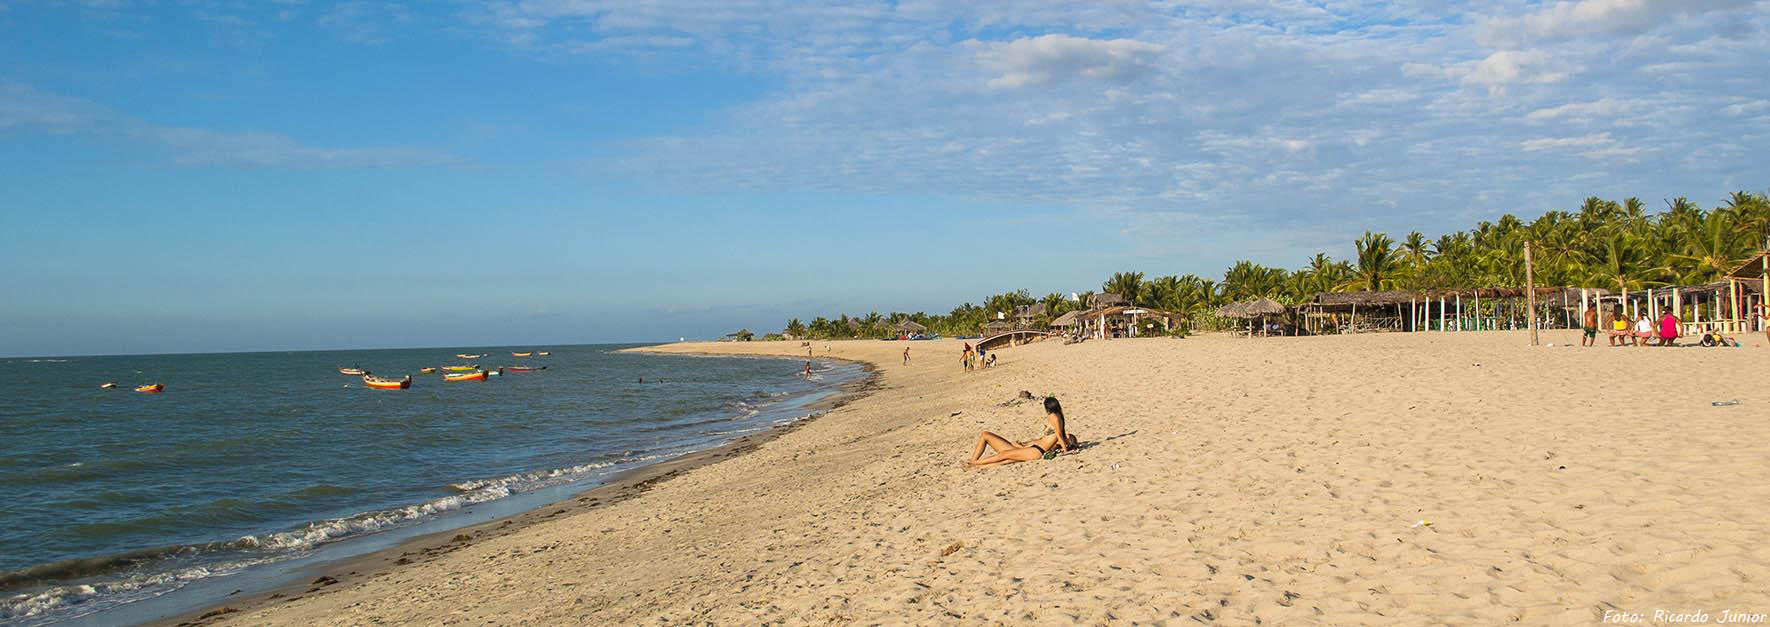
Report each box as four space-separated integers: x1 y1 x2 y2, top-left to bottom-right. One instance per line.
188 330 1770 625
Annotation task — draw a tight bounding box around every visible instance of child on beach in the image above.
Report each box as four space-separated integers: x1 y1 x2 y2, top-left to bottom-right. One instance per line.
1581 307 1598 347
1609 310 1630 346
964 397 1077 467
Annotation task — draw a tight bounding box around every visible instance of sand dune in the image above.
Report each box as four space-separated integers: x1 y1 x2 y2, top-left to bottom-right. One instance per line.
202 330 1770 625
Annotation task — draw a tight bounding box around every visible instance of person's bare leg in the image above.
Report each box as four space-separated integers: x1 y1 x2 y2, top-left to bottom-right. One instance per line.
966 446 1044 467
969 431 1016 462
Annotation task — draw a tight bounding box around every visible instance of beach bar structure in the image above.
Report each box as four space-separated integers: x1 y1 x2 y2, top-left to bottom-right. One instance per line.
1077 305 1174 339
1300 288 1587 335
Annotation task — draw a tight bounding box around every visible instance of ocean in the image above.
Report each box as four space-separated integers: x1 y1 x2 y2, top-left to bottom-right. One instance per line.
0 344 863 625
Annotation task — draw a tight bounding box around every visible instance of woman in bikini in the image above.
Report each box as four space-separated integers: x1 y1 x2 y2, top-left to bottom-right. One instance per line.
964 396 1077 467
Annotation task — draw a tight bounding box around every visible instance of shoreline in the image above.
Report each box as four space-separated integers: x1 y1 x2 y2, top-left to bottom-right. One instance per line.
151 353 880 627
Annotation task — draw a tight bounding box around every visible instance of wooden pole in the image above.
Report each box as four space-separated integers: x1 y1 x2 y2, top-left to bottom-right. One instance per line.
1731 278 1741 333
1525 241 1539 346
1410 297 1416 332
1456 294 1463 331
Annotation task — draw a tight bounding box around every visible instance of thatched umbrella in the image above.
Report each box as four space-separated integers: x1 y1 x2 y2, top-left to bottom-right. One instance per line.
1215 302 1248 318
1247 297 1287 337
896 319 927 334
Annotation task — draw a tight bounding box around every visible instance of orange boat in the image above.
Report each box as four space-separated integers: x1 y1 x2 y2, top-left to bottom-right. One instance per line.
363 374 412 390
511 352 532 357
443 370 487 382
135 384 164 394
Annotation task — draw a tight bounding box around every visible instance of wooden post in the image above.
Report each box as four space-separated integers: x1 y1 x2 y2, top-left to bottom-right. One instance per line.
1438 296 1445 331
1410 297 1416 332
1456 294 1463 331
1525 241 1538 346
1731 278 1741 333
1762 239 1769 332
1648 288 1657 320
1475 291 1483 330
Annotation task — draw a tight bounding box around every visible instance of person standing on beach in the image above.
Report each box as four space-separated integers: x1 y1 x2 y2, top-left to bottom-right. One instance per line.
1581 307 1598 347
903 346 910 365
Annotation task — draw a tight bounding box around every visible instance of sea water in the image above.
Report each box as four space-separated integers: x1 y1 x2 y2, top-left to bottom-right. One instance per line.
0 345 861 625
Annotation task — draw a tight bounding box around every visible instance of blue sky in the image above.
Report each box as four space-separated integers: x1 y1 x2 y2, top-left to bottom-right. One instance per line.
3 0 1767 356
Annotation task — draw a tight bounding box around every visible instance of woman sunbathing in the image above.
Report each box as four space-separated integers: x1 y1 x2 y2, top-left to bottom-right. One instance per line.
964 396 1077 467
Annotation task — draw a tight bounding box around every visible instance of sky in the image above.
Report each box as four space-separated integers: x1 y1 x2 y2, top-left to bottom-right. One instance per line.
2 0 1768 356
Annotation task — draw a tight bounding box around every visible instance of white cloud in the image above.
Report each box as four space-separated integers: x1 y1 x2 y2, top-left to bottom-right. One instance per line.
1406 50 1569 93
1526 98 1633 122
1520 132 1643 159
1482 0 1760 42
973 34 1164 89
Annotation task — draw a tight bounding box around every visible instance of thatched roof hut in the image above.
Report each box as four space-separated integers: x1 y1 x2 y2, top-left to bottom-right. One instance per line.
1049 310 1082 328
983 320 1013 333
1246 297 1286 315
1215 302 1248 318
1088 292 1127 308
895 319 927 333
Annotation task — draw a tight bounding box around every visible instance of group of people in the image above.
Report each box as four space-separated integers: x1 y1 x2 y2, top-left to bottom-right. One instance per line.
960 342 995 370
1580 307 1681 347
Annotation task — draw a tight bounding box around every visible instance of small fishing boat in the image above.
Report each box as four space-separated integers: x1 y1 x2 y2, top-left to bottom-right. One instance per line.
100 381 118 389
456 354 485 359
443 370 487 382
339 367 368 376
442 364 480 372
511 352 532 357
506 365 547 372
486 367 504 377
537 352 550 356
419 367 438 374
362 374 413 390
134 384 164 394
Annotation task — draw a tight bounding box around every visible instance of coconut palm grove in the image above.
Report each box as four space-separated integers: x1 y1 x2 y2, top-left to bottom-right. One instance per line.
779 191 1770 339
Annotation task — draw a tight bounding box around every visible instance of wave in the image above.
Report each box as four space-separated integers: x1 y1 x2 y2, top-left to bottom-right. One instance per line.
0 457 632 624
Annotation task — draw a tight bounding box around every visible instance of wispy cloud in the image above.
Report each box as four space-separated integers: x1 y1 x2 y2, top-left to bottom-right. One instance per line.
0 82 454 168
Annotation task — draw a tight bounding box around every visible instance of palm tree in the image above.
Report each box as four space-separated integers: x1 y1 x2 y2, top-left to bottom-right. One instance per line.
1673 209 1752 283
1103 272 1145 306
1340 231 1400 292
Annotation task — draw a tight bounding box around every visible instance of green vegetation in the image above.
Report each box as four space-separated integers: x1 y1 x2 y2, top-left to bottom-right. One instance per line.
782 191 1769 338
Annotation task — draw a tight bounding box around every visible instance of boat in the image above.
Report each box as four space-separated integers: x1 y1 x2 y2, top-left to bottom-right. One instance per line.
511 352 532 357
99 381 117 389
486 367 504 377
443 370 487 382
507 365 547 372
456 354 485 359
537 352 550 356
419 367 437 374
339 367 368 376
134 384 164 394
441 365 480 372
363 374 412 390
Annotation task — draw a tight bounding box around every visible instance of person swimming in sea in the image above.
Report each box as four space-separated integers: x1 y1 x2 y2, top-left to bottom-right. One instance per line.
963 396 1077 467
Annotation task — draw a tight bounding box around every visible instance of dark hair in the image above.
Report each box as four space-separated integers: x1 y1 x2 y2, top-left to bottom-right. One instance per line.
1043 396 1064 420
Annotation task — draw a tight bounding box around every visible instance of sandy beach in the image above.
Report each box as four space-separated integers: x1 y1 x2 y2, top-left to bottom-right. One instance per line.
187 330 1770 625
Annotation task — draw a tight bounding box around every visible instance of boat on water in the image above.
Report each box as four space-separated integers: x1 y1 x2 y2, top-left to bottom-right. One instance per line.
338 367 368 376
99 381 117 389
456 353 485 359
507 365 547 372
442 365 480 372
362 374 413 390
511 352 532 357
537 352 550 356
134 384 164 394
419 367 438 374
443 370 487 382
486 367 505 377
